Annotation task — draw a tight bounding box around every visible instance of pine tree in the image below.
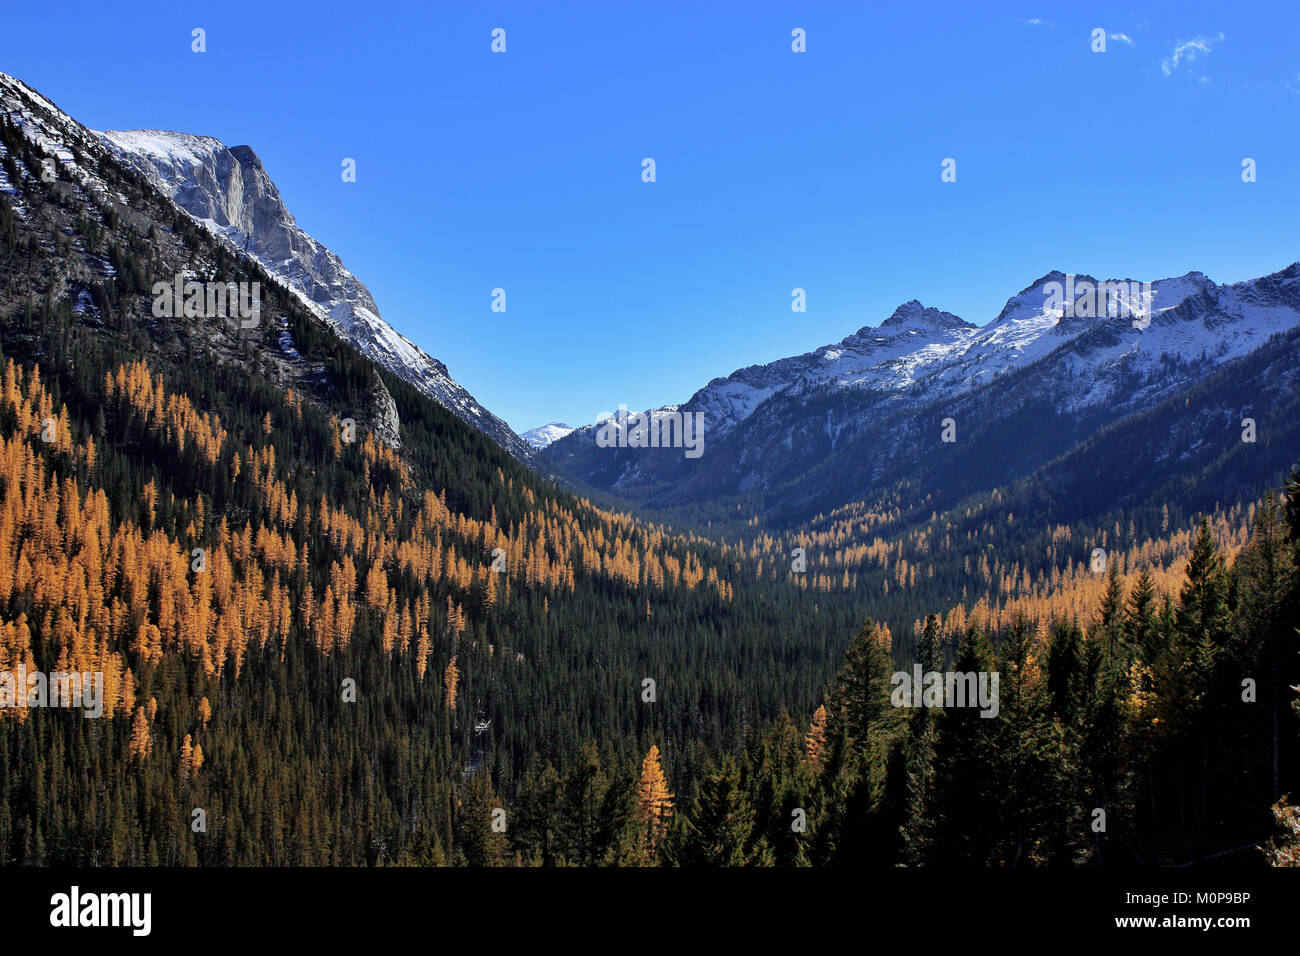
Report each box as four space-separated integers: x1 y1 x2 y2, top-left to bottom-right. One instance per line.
920 624 998 864
1125 567 1160 665
988 616 1070 864
904 615 944 863
1168 517 1232 830
669 756 769 866
1234 495 1298 808
811 619 906 865
1097 561 1126 665
455 770 508 867
557 743 606 866
512 758 561 866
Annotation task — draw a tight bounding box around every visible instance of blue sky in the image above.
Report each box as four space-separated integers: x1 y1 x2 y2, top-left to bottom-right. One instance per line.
3 1 1298 432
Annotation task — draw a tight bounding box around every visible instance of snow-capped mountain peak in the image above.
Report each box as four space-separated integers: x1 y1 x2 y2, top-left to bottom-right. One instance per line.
521 422 575 449
97 127 533 460
879 299 974 331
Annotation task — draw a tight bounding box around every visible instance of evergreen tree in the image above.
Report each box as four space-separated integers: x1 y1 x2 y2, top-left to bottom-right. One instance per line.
669 756 770 867
917 624 998 865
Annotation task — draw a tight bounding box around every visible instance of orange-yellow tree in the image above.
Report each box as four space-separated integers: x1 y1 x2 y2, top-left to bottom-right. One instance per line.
636 745 674 861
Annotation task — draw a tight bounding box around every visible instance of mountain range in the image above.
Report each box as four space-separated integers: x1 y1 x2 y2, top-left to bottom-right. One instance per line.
6 66 1298 539
542 264 1300 524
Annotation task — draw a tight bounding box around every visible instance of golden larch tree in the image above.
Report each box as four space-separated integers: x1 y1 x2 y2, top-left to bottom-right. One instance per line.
636 744 674 858
806 704 829 772
128 707 152 763
443 655 460 709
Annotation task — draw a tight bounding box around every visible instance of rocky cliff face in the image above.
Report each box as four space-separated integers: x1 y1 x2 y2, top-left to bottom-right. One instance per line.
0 70 403 450
99 129 533 461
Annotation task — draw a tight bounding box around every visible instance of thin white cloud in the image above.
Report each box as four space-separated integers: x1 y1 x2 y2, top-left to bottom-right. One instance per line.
1023 17 1052 27
1161 32 1225 75
1108 32 1134 46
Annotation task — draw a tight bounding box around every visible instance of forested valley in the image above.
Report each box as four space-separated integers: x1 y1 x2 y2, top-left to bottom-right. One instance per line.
0 102 1297 869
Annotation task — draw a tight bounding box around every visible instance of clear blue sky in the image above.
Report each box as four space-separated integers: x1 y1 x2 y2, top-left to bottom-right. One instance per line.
3 1 1298 432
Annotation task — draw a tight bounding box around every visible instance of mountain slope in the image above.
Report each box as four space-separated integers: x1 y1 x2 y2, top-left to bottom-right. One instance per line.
0 70 405 448
95 126 533 461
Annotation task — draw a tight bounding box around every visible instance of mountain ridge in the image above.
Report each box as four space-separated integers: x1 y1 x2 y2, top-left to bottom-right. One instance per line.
93 125 534 461
544 259 1300 522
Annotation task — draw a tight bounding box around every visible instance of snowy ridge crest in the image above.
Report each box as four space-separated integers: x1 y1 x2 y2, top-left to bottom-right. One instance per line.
97 127 532 461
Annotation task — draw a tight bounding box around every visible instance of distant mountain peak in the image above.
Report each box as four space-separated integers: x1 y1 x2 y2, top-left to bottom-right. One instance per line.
521 422 575 449
991 272 1092 324
879 299 973 330
1022 269 1069 291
